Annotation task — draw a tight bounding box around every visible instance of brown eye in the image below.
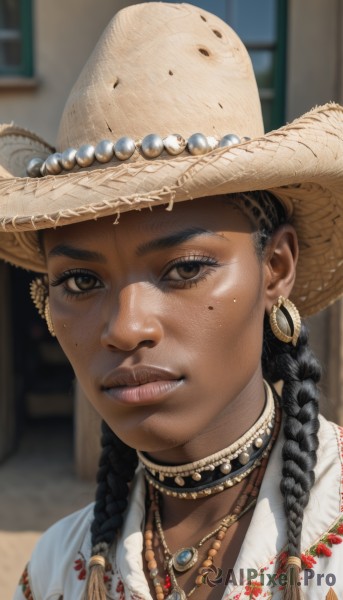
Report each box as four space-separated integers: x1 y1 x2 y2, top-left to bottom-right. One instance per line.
166 261 203 282
67 274 99 292
174 262 201 280
162 256 218 287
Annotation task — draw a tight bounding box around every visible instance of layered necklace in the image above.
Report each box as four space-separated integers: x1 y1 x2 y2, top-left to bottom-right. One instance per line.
142 382 281 600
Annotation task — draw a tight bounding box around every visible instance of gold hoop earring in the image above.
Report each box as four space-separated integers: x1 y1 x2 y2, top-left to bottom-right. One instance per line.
30 277 56 337
269 296 301 347
44 298 56 337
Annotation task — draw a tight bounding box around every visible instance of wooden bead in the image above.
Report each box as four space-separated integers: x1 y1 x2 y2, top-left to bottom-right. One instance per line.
145 531 153 540
208 549 217 557
155 585 163 594
157 594 165 600
195 575 204 586
148 559 157 570
216 531 225 540
212 541 221 550
145 550 155 561
202 559 212 568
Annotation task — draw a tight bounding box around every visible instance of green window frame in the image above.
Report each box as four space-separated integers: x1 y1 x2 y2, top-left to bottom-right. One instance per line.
0 0 34 77
153 0 287 131
236 0 287 130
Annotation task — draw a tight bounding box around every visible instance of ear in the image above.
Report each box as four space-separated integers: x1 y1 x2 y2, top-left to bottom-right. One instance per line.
263 225 299 313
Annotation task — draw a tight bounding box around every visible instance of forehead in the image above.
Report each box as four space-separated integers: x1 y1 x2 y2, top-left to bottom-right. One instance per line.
43 197 254 249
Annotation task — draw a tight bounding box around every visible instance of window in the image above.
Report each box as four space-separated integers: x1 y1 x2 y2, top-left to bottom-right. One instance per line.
159 0 287 130
0 0 33 77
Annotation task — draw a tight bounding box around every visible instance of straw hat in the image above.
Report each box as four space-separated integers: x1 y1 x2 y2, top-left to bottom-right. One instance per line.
0 2 342 317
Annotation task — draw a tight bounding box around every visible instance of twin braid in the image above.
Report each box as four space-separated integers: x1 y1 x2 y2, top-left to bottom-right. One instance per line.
91 420 138 550
262 317 321 561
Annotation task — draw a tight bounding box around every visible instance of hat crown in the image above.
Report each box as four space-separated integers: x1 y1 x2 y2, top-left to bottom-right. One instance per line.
56 2 264 152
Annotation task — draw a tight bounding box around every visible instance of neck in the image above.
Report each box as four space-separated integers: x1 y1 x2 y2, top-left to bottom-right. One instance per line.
142 371 270 524
145 369 266 465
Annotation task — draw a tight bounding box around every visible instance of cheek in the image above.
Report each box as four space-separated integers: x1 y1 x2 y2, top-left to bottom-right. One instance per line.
185 260 265 378
49 296 100 377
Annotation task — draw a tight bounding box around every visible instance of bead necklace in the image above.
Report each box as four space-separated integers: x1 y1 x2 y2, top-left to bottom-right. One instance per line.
144 466 260 600
138 381 276 499
143 398 281 600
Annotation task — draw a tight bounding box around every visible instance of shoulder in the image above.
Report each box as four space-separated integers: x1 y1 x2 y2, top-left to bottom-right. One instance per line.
307 408 343 511
27 503 94 600
305 415 343 522
316 415 343 486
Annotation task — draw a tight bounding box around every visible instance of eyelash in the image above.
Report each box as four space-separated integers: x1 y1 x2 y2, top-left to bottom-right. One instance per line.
50 268 103 299
49 255 219 298
162 254 219 288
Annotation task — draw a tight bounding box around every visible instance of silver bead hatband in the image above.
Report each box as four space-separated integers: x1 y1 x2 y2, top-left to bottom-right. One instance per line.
26 130 249 177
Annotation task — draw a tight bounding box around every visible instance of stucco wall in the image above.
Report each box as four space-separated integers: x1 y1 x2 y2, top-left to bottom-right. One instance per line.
0 0 141 143
286 0 343 422
287 0 342 120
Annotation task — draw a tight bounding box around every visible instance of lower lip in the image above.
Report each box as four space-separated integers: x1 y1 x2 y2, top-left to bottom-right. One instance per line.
103 379 184 405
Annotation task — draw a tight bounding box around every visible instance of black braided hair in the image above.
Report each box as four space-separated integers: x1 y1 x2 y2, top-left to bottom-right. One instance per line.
91 420 138 549
262 317 321 558
235 191 321 596
83 421 138 600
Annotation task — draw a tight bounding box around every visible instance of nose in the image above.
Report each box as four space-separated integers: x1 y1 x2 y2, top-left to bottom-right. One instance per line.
100 283 163 352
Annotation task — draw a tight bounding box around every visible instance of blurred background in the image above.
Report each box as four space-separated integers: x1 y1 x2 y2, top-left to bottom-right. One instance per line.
1 1 343 598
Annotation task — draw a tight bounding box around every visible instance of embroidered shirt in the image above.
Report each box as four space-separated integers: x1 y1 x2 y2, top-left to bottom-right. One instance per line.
14 415 343 600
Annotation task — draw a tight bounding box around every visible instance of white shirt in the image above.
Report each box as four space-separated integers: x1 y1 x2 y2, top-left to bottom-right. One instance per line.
14 415 343 600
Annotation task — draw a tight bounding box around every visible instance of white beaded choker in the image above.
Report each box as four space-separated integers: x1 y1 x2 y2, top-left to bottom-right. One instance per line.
26 132 250 178
137 380 275 498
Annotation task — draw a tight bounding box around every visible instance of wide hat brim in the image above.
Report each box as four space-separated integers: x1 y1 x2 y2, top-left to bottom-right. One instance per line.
0 102 342 317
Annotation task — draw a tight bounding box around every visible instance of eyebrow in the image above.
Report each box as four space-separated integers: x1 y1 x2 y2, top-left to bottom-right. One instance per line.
47 244 106 263
136 227 225 256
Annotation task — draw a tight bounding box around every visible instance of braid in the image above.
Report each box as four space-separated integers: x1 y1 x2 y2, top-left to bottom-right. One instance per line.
262 317 321 599
84 420 138 600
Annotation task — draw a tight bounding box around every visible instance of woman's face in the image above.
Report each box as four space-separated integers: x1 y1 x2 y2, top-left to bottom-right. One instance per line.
43 198 276 455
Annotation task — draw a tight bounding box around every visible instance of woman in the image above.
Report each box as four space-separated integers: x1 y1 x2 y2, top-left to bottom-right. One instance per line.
0 3 342 600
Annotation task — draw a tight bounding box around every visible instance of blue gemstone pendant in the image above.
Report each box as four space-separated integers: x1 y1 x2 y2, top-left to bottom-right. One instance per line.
166 586 187 600
172 547 199 572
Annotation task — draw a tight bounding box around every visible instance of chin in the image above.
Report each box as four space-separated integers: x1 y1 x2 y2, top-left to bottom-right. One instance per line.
111 418 193 455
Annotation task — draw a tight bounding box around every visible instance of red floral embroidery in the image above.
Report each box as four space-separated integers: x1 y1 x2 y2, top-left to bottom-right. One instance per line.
300 553 316 569
244 580 263 598
274 551 288 580
74 556 87 580
326 533 342 545
116 579 125 600
73 551 114 591
19 564 34 600
337 523 343 534
315 543 332 557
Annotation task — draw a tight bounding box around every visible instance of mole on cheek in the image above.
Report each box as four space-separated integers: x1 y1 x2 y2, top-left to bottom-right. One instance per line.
208 306 214 310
